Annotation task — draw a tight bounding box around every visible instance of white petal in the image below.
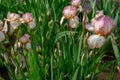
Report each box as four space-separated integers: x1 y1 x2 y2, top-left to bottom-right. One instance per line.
10 20 21 30
87 35 107 49
69 16 79 28
28 20 36 29
25 42 31 50
85 23 94 31
60 16 65 25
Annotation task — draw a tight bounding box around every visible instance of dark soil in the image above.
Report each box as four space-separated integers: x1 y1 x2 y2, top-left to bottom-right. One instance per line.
0 66 10 80
96 71 120 80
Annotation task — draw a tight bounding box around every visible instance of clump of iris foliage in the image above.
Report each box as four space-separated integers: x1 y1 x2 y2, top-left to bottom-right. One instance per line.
0 0 120 80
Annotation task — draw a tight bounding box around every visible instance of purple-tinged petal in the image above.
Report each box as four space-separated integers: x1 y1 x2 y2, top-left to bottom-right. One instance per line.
63 5 77 20
7 12 20 21
92 15 116 36
85 23 94 31
22 13 33 23
71 0 82 8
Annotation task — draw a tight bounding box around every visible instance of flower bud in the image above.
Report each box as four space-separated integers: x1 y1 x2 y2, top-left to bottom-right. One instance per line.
63 5 77 20
87 35 107 49
71 0 82 8
82 12 89 24
92 15 116 36
0 31 5 42
47 9 51 19
22 13 33 23
14 42 21 50
69 16 79 29
19 34 30 44
0 20 3 31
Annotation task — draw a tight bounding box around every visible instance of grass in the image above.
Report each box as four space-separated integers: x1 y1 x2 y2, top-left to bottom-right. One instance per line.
0 0 120 80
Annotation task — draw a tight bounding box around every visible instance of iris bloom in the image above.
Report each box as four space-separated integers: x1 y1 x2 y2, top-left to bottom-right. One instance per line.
7 12 21 29
60 5 77 25
22 13 36 29
86 11 116 49
4 13 21 35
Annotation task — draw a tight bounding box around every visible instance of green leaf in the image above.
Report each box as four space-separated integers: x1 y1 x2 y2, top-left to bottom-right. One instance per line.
114 11 119 25
77 32 84 64
89 0 96 17
55 31 77 43
109 63 115 80
0 76 4 80
95 61 115 75
72 67 79 80
111 36 120 67
51 55 53 80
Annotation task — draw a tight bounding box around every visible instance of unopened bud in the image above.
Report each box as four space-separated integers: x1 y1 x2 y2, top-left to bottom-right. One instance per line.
0 20 3 31
63 5 77 20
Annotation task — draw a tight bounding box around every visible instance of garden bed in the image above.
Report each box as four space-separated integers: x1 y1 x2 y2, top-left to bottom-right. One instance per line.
0 0 120 80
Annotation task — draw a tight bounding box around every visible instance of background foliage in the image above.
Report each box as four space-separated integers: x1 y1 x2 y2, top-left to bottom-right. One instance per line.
0 0 120 80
